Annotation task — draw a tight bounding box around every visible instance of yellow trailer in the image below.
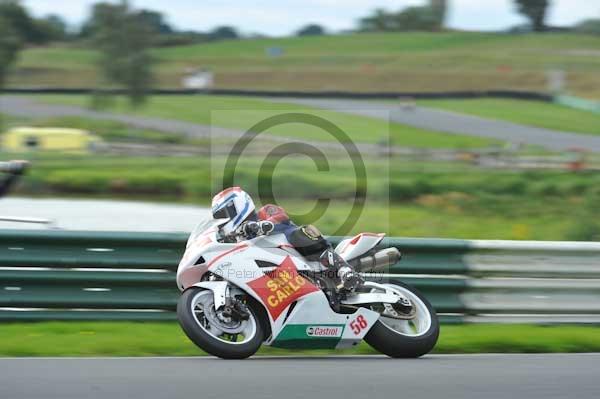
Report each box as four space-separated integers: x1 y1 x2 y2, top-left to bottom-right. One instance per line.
1 127 103 154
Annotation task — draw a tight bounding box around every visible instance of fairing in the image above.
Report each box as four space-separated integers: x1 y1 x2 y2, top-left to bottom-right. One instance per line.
335 232 385 261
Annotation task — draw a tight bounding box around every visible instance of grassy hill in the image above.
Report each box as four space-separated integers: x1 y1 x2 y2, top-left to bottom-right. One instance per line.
9 32 600 98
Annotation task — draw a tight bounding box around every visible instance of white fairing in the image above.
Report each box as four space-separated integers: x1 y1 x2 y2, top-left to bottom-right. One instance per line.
335 233 385 262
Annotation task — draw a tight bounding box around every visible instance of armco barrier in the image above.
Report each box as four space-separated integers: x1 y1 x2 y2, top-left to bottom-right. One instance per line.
0 230 598 323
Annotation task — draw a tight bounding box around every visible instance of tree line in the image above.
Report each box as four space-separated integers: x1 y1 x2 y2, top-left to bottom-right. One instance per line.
358 0 599 34
0 0 246 46
3 0 596 46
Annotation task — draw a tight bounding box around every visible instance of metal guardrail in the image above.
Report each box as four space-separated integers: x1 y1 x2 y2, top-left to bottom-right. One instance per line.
0 230 598 323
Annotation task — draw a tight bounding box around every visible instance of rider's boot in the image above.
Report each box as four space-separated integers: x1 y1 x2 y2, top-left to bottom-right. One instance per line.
337 266 363 293
320 248 364 294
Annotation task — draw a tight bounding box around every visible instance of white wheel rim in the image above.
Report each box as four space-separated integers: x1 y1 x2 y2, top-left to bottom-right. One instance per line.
374 284 432 338
190 290 257 345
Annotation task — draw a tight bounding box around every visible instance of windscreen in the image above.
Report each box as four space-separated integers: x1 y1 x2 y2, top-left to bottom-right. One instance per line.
186 217 220 248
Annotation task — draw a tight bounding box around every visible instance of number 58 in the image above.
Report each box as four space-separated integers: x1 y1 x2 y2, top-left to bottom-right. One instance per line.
350 315 368 335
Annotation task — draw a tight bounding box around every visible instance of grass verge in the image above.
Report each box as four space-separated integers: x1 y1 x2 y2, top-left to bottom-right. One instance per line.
1 322 599 357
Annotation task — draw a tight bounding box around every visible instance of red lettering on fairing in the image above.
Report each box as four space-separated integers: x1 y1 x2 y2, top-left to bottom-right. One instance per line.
247 256 319 320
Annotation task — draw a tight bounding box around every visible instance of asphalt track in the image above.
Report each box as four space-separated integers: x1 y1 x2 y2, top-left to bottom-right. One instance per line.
1 354 598 399
272 97 600 152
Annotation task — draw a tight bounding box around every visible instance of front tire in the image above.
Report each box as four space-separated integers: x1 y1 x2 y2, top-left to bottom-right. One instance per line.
177 287 264 359
364 280 439 358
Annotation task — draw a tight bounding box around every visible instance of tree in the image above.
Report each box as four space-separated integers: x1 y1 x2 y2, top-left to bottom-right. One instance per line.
79 2 122 39
296 24 325 36
357 1 446 32
576 19 600 35
430 0 447 29
0 0 44 43
209 26 239 41
0 15 21 84
93 1 155 107
35 14 68 42
1 1 69 43
515 0 549 32
394 6 439 31
138 9 173 35
0 1 23 85
0 15 22 131
358 8 395 32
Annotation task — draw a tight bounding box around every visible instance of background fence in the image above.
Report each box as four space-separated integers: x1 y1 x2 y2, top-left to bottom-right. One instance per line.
0 229 598 323
0 88 554 101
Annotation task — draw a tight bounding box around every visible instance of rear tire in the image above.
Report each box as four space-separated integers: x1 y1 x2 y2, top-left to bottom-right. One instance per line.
364 280 439 358
177 287 265 359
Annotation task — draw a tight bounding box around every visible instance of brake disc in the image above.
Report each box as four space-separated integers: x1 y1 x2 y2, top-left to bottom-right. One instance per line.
381 301 417 320
203 302 246 334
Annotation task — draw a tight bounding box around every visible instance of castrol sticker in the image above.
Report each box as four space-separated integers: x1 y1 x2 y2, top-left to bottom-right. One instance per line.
306 326 343 338
247 256 319 320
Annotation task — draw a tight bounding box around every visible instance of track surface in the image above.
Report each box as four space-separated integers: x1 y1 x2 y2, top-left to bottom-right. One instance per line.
1 354 598 399
274 97 600 152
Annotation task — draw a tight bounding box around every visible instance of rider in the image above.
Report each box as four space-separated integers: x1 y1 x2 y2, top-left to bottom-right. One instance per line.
211 187 363 293
0 161 29 198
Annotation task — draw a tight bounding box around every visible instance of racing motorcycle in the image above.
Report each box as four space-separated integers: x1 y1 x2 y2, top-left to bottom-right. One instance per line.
176 218 439 359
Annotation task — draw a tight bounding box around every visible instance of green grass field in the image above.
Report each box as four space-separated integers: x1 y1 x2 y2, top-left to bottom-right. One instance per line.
419 99 600 136
10 32 600 97
1 322 599 356
31 94 494 148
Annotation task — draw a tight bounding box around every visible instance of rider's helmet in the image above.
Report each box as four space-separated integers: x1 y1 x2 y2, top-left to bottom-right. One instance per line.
258 204 290 224
211 187 256 235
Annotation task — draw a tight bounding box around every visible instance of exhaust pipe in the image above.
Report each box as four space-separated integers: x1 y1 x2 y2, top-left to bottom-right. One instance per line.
351 247 401 273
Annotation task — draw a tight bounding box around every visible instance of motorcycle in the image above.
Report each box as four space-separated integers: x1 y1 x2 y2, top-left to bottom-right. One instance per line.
176 217 439 359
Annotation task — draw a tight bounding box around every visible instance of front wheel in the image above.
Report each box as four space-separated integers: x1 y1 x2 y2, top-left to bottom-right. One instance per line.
364 280 439 358
177 287 264 359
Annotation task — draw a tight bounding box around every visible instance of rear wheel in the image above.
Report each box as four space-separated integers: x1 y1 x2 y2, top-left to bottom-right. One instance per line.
364 280 439 358
177 287 264 359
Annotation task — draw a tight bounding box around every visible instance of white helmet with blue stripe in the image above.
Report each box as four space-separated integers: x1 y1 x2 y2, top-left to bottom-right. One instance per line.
211 187 256 235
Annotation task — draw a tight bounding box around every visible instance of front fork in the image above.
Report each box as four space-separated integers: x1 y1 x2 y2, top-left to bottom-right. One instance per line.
192 281 250 320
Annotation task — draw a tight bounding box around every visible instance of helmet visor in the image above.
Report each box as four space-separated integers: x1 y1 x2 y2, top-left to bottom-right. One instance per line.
213 200 238 220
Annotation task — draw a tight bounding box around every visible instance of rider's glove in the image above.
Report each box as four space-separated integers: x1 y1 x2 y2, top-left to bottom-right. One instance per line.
2 161 29 175
258 220 274 235
242 221 261 237
241 221 275 238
